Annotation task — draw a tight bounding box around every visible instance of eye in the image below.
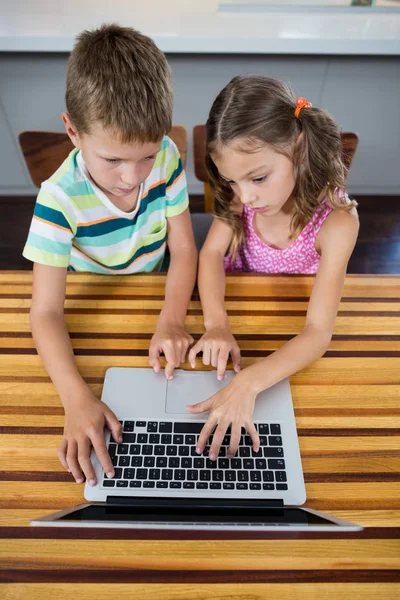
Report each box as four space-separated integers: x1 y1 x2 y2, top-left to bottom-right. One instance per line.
105 158 120 163
143 155 156 161
253 176 266 183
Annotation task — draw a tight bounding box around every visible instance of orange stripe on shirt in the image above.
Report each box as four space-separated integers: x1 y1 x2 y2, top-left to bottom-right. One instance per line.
33 215 72 234
141 178 166 200
166 169 183 191
76 215 120 227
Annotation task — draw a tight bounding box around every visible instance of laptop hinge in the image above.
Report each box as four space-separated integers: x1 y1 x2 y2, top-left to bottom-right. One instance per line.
106 496 284 510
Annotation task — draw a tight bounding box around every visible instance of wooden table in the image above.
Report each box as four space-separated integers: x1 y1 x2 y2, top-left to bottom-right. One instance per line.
0 271 399 599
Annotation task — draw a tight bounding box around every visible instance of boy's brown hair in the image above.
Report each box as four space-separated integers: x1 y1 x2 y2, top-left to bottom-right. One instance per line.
66 23 172 143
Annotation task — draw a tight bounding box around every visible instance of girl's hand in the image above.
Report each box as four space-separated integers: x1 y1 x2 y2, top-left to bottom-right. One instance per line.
188 326 241 380
149 320 194 379
186 371 260 459
58 389 122 485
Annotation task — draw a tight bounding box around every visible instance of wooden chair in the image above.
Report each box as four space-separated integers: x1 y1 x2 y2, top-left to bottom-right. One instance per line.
19 125 187 188
193 124 359 213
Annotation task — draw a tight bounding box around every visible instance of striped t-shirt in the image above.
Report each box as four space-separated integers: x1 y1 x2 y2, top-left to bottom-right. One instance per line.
23 136 189 273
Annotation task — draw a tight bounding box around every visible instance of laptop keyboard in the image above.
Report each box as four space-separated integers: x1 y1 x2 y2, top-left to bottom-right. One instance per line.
102 420 288 492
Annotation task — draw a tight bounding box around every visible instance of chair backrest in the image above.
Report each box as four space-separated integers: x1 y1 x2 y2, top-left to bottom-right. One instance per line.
193 124 359 213
19 125 187 188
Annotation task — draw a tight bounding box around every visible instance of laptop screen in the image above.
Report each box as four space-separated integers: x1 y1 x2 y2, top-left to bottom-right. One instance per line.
57 504 335 527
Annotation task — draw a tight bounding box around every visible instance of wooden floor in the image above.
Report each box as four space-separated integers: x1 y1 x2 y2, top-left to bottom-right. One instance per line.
1 195 399 273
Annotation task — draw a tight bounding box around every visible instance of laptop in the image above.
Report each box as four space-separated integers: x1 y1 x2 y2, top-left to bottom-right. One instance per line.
31 367 362 531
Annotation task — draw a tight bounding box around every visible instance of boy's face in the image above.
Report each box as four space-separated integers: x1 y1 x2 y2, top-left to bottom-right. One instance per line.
62 113 162 203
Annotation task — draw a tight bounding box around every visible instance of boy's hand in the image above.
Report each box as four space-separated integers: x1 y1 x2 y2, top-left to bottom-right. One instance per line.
149 319 194 379
188 326 241 380
58 389 122 485
186 370 260 459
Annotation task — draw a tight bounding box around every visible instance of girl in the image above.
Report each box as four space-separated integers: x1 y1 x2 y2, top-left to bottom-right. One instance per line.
187 76 359 460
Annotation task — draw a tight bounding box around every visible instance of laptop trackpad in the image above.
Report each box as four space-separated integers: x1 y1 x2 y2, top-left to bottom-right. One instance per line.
165 370 235 414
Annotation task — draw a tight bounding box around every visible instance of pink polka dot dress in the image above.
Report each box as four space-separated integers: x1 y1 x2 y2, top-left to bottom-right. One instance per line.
224 201 333 274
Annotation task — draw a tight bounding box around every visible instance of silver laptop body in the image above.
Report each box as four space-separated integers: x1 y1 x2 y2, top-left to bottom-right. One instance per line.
31 368 362 531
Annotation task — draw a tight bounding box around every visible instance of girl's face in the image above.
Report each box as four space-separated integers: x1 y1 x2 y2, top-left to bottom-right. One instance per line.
213 140 296 216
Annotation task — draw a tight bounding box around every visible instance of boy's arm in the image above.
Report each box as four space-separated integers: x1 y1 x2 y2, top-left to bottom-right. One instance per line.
30 263 122 483
188 217 240 378
149 207 198 378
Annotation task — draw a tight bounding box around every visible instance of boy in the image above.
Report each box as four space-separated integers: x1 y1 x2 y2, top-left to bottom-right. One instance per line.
22 24 197 487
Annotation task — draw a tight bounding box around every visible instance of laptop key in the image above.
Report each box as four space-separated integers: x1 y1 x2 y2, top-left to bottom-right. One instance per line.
119 456 130 467
212 470 223 481
185 435 196 445
147 422 158 432
136 468 148 479
122 433 136 443
223 483 234 490
259 436 268 446
251 448 262 457
103 480 115 487
181 457 192 469
130 481 142 487
117 480 128 487
256 459 267 470
149 434 160 444
268 459 286 470
200 470 211 481
112 456 118 466
149 469 161 480
263 471 274 482
250 471 261 482
239 447 250 457
117 444 129 455
275 471 287 482
137 432 148 443
124 468 135 479
161 434 172 444
114 468 122 479
269 436 283 446
258 424 269 435
194 458 204 469
168 457 179 468
162 469 173 480
238 471 249 482
136 421 146 427
131 456 143 467
123 421 135 432
144 457 155 468
156 457 167 467
196 482 208 489
243 459 254 470
218 458 230 469
250 483 262 490
142 445 153 455
263 483 274 491
167 446 177 456
178 446 190 456
276 483 288 491
170 481 182 488
143 481 155 488
130 444 141 455
225 471 236 482
205 459 217 469
236 483 248 490
174 470 185 481
174 422 203 434
219 446 227 457
183 482 195 489
270 424 281 435
210 482 222 489
108 444 117 458
231 458 242 469
187 470 198 481
157 481 168 488
159 422 173 433
264 448 284 458
173 435 184 445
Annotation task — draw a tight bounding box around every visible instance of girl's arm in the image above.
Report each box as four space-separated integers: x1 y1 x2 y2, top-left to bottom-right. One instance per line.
149 207 198 379
30 263 122 483
189 209 359 460
188 217 241 378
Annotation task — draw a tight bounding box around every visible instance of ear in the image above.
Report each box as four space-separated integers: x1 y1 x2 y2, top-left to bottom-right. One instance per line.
61 112 82 150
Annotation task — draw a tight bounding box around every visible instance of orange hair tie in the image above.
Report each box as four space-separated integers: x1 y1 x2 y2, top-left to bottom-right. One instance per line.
294 96 312 118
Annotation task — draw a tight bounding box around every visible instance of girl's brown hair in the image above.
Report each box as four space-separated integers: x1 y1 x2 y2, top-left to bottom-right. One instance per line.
206 76 357 258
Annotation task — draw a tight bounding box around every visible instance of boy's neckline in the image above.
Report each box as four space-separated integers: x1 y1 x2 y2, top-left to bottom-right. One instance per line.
76 150 143 219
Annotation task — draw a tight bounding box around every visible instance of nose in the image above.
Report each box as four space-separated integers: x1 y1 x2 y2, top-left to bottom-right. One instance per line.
120 165 140 187
239 184 257 206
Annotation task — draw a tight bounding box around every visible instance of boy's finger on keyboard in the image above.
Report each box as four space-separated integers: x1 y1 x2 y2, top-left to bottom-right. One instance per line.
217 350 229 380
78 439 97 486
105 410 123 444
92 434 114 479
66 441 84 483
231 345 242 372
185 397 212 413
209 423 227 459
57 438 69 471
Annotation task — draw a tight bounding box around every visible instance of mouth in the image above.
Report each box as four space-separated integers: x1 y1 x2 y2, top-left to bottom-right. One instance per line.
117 186 136 194
252 205 269 213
